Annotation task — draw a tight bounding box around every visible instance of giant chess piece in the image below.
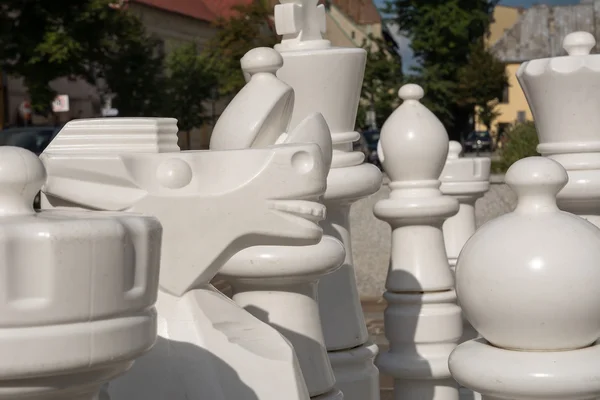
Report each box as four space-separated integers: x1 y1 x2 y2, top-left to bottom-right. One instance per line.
440 141 490 273
272 2 383 398
375 85 462 400
440 141 491 356
518 31 600 227
0 146 161 400
212 47 344 400
450 157 600 399
40 114 330 400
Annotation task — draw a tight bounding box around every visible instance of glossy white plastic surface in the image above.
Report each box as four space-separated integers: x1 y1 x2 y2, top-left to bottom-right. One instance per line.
451 157 600 399
0 146 161 400
273 1 382 398
375 84 462 400
212 46 343 399
518 31 600 227
40 113 329 400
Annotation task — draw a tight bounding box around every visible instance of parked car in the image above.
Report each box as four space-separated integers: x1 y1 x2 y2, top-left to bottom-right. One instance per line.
463 130 493 153
361 129 382 169
0 125 62 155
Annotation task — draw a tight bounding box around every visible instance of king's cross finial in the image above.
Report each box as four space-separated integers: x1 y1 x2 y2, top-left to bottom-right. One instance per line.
275 0 330 50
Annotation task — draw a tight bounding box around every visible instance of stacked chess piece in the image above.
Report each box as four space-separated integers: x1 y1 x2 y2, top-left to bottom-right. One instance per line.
449 30 600 399
450 157 600 399
211 47 344 400
40 66 333 400
374 84 463 400
0 146 161 400
273 1 384 399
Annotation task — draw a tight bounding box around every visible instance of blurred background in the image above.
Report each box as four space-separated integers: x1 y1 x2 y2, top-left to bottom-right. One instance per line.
0 0 589 171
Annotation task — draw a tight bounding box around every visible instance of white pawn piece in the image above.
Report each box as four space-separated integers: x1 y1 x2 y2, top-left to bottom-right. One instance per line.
273 2 383 398
450 157 600 399
374 84 462 400
440 141 491 273
517 31 600 227
0 147 161 400
40 116 330 400
213 47 344 399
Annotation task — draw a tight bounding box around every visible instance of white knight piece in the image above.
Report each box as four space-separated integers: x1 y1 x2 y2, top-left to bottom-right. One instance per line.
39 63 332 400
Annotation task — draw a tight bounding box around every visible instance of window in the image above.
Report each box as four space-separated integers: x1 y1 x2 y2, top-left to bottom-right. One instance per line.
517 111 526 123
351 31 356 39
501 83 509 104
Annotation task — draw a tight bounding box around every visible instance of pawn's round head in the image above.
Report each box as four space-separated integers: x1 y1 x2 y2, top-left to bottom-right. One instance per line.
0 146 46 216
241 47 284 77
456 156 600 351
447 141 463 160
379 84 449 182
563 31 596 56
506 156 568 213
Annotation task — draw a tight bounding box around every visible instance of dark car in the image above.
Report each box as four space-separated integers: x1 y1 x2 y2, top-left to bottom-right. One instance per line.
463 130 493 153
0 125 62 155
361 129 382 169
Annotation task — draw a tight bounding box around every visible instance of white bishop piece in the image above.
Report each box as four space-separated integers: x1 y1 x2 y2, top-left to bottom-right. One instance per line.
273 1 383 398
450 157 600 399
374 84 462 400
211 47 344 400
0 147 161 399
518 31 600 227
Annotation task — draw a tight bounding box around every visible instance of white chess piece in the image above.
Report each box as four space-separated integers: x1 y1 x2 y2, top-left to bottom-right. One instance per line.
518 31 600 227
273 2 383 398
450 156 600 399
374 84 462 400
0 146 161 400
40 115 330 400
440 141 490 273
212 47 344 399
440 141 491 358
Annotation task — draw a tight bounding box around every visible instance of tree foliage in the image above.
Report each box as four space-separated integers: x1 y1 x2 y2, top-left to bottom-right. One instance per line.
496 121 539 172
0 0 166 115
356 35 403 130
164 43 216 133
203 0 278 96
385 0 507 140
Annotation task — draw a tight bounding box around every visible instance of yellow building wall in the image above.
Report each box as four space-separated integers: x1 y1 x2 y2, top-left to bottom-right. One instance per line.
476 63 532 135
487 6 522 46
475 6 531 141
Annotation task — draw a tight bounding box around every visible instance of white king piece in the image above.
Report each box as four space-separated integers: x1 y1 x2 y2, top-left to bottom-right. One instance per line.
517 31 600 227
273 2 383 399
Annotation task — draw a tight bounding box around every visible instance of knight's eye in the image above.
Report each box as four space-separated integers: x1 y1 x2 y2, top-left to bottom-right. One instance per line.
291 150 314 174
156 158 193 189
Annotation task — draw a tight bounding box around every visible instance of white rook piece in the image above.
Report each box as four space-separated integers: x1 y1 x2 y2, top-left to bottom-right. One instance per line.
212 47 344 399
273 2 383 398
518 31 600 227
440 141 490 273
450 157 600 399
0 147 161 400
40 115 330 400
375 84 462 400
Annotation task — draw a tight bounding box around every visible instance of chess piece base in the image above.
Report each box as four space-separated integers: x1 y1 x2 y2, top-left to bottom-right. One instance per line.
450 338 600 400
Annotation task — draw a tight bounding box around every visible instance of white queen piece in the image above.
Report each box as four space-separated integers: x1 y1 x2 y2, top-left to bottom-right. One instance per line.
517 31 600 227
